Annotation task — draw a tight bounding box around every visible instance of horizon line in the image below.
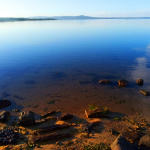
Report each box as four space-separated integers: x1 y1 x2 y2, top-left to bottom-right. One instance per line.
0 15 150 18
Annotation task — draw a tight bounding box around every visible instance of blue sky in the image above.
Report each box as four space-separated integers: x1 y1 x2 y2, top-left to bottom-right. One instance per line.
0 0 150 17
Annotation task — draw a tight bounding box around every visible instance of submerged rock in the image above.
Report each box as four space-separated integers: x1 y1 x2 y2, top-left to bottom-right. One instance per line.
136 79 144 86
140 90 150 96
0 98 11 109
0 129 19 145
99 79 111 84
111 135 138 150
85 107 109 118
118 79 128 87
18 111 35 126
0 111 10 122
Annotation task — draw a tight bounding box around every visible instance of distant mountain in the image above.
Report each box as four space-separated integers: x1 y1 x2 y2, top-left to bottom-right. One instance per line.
52 15 99 20
32 15 150 20
32 15 100 20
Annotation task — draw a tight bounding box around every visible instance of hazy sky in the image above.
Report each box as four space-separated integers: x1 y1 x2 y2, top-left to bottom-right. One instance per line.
0 0 150 17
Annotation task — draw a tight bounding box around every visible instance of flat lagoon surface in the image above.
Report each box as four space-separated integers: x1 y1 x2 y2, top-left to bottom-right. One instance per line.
0 19 150 120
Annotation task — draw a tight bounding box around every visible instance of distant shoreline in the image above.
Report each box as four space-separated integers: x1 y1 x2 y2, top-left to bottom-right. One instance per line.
0 18 56 22
1 16 150 22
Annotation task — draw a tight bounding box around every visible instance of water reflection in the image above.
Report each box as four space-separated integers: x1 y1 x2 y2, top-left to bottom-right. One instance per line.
130 44 150 86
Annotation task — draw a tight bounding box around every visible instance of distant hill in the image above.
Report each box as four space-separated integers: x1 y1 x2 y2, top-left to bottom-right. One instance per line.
0 17 56 22
0 16 150 22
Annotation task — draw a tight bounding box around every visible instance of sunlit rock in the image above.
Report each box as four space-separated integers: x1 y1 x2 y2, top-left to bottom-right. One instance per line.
99 79 111 84
136 79 144 86
140 90 150 96
85 107 109 118
118 79 128 87
139 135 150 149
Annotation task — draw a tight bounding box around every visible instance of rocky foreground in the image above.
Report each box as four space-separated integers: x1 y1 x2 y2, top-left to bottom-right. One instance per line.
0 97 150 150
0 78 150 149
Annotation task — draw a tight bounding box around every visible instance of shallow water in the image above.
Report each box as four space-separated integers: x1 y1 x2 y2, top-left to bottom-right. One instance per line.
0 19 150 120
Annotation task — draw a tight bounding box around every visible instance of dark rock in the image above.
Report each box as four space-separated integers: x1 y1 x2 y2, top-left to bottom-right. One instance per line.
111 129 120 136
136 79 144 86
85 108 110 118
36 117 57 125
59 114 74 120
41 111 58 118
121 128 143 143
99 79 111 84
139 135 150 147
140 90 150 96
35 144 41 148
81 121 100 133
56 141 63 146
18 111 35 126
0 129 19 145
118 79 128 87
111 135 138 150
0 111 10 122
0 99 11 109
34 124 71 135
32 132 72 143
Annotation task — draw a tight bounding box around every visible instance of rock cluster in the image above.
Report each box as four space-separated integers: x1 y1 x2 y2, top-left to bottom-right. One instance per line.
0 129 19 145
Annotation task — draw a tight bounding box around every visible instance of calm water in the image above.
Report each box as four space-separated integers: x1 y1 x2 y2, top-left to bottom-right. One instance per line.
0 19 150 119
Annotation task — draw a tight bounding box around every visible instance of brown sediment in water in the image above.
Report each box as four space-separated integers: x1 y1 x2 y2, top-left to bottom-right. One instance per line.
15 82 150 122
